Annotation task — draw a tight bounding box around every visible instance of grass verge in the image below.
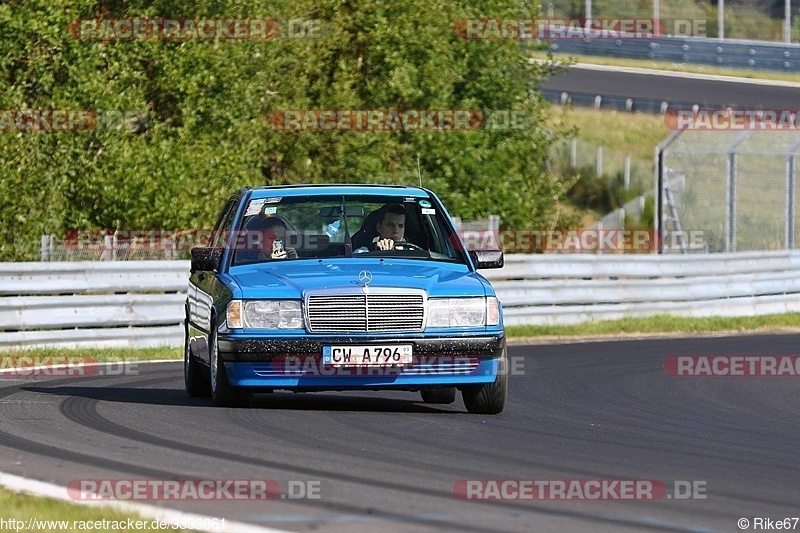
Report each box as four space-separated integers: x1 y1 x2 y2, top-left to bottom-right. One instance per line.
535 51 800 83
507 313 800 340
0 346 180 366
0 485 191 532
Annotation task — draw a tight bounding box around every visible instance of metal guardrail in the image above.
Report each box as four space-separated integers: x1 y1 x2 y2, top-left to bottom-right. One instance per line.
550 36 800 72
2 251 800 347
0 261 188 349
483 251 800 325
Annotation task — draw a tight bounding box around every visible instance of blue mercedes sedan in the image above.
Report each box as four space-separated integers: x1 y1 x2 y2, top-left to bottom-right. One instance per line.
185 184 507 413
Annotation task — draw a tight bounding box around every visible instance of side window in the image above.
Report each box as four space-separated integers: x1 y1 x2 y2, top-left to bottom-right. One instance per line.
211 199 237 249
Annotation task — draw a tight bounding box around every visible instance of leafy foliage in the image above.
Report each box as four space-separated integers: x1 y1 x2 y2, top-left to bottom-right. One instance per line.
0 0 568 260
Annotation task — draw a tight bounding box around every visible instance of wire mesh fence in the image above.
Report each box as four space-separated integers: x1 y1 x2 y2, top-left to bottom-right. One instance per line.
549 137 652 193
659 130 800 253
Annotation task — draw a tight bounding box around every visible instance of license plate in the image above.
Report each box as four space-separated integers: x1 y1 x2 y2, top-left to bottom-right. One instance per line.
322 345 413 366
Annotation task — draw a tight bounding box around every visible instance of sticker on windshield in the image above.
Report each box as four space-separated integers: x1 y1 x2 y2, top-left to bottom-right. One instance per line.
264 206 277 215
421 208 436 215
264 197 282 204
244 199 266 216
419 200 432 208
404 197 416 203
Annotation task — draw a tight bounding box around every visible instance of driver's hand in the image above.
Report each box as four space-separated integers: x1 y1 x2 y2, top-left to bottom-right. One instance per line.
376 239 394 251
270 248 298 260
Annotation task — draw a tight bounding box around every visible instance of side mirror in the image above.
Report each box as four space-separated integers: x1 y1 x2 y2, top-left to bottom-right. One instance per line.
469 250 504 269
191 247 222 272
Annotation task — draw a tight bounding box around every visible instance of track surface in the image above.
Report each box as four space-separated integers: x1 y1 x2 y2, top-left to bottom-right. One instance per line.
1 334 798 532
542 66 800 108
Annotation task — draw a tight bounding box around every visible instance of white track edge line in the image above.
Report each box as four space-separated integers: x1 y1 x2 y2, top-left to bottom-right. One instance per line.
0 470 291 533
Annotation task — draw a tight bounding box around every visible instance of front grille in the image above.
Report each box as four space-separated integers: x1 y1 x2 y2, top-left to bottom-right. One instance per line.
307 292 425 332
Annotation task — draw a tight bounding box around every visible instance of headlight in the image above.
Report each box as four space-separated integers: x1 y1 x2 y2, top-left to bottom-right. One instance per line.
426 298 486 328
226 300 303 329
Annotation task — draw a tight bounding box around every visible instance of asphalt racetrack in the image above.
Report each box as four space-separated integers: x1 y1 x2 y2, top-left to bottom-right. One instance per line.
1 334 798 532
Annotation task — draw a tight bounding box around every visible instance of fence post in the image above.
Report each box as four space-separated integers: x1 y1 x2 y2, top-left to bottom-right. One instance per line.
570 139 577 168
726 132 751 252
101 235 113 261
40 235 52 262
624 153 631 189
726 151 736 252
597 220 603 255
787 154 796 249
595 146 603 176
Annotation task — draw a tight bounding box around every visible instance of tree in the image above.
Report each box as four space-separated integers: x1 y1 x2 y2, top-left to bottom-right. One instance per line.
0 0 568 260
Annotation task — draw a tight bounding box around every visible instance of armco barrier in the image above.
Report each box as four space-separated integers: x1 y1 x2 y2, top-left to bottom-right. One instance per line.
483 251 800 325
550 36 800 72
2 251 800 348
0 261 189 349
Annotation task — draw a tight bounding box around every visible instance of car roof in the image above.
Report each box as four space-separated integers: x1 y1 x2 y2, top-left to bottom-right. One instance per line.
247 184 432 199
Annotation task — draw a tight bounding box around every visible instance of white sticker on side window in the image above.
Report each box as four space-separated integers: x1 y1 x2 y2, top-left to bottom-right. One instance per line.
421 208 436 215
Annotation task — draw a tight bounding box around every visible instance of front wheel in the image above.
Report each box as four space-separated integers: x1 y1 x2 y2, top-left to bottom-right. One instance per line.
420 387 457 404
462 348 508 415
209 322 253 408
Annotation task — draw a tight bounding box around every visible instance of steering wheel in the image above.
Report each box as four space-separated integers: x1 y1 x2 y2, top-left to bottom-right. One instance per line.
393 242 424 252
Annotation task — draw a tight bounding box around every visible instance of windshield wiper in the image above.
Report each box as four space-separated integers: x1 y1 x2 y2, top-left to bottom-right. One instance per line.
341 196 352 257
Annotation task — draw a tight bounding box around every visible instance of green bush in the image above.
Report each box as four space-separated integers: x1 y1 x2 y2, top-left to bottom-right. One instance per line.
564 164 642 213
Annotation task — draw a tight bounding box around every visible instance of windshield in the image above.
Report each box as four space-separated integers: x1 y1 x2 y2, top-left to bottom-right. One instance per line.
231 194 466 266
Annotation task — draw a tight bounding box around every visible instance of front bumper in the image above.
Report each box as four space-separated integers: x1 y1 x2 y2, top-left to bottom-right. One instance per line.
217 333 505 389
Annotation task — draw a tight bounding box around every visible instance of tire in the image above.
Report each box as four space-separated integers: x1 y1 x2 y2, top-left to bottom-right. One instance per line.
184 321 210 397
462 347 508 415
209 320 253 408
420 387 457 404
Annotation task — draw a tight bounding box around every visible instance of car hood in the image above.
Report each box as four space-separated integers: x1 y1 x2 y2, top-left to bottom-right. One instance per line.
228 258 491 299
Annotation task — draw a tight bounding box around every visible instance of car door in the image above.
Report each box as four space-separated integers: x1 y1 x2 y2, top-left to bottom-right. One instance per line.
190 196 239 364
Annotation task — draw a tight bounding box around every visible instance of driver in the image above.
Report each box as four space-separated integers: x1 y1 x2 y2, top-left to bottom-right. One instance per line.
257 216 298 260
360 203 409 252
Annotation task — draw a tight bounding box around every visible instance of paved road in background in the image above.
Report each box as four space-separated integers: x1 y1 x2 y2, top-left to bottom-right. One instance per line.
543 64 800 109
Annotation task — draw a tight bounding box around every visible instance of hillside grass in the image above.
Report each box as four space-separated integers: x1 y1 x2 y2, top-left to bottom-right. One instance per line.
545 106 667 162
